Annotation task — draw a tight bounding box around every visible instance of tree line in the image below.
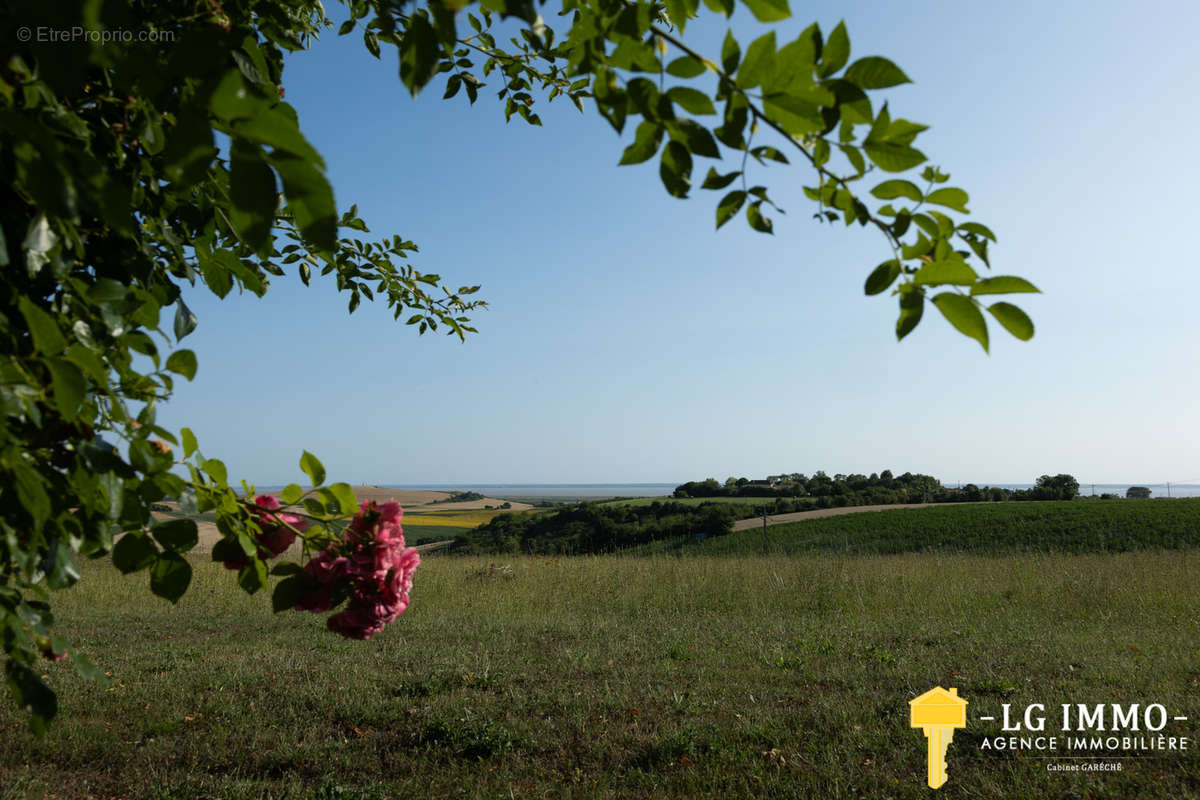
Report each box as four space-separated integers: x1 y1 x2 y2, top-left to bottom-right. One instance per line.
674 472 1082 504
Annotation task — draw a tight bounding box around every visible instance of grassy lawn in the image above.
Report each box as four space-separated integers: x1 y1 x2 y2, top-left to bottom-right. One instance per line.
2 549 1199 798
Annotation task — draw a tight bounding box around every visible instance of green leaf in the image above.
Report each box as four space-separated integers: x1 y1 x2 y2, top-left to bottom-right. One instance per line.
400 13 441 96
988 302 1035 341
741 0 790 23
668 119 720 158
162 109 217 186
18 297 66 355
932 293 989 352
211 538 244 566
150 552 192 603
863 141 926 172
924 187 970 213
300 450 326 486
896 287 924 341
364 30 382 59
971 277 1040 296
762 94 823 136
173 298 198 341
700 0 734 17
46 358 85 419
827 79 872 125
721 30 740 74
716 190 746 228
280 483 304 505
839 144 866 174
844 56 911 89
164 349 197 381
237 557 269 595
231 106 324 167
619 121 663 166
302 497 327 517
327 482 358 514
5 662 57 735
746 201 773 234
666 87 716 116
181 428 197 458
151 519 199 553
864 260 901 296
819 21 850 78
272 575 307 612
751 146 788 164
736 32 776 90
914 260 978 286
659 140 693 198
228 139 276 254
870 179 922 202
72 652 104 683
63 344 106 388
958 221 997 242
666 56 706 78
701 168 740 190
203 458 228 485
112 533 158 574
268 152 337 256
771 36 820 93
665 0 699 32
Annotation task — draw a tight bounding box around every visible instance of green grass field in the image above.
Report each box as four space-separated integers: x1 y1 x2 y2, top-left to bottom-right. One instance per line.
2 543 1199 798
638 499 1200 557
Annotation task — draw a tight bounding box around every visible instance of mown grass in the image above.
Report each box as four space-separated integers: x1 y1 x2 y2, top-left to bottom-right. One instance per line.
2 549 1199 799
634 499 1200 557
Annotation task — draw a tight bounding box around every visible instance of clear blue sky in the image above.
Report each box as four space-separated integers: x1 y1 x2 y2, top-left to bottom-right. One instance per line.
157 0 1200 487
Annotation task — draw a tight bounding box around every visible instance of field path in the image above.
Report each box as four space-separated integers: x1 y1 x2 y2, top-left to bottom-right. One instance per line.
731 502 986 531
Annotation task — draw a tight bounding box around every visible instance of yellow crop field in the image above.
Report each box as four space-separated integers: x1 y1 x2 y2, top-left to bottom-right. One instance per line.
401 510 509 528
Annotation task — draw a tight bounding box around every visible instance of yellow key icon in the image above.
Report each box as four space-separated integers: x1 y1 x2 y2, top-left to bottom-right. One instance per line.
909 687 968 789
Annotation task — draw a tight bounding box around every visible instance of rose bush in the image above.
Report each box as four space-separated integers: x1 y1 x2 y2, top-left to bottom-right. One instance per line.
220 495 310 570
279 499 420 640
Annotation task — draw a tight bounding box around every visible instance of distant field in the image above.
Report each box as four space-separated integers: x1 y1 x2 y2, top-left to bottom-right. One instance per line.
659 498 1200 556
402 510 511 528
400 524 471 544
3 551 1198 798
401 510 529 545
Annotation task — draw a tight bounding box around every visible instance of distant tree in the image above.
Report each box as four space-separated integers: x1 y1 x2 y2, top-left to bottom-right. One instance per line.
1126 486 1152 499
1035 474 1080 500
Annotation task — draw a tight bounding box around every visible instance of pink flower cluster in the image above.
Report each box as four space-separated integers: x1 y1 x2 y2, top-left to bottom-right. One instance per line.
293 500 420 640
222 495 309 570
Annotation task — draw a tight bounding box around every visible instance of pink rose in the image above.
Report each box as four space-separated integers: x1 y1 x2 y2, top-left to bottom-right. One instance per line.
290 499 419 639
222 495 309 569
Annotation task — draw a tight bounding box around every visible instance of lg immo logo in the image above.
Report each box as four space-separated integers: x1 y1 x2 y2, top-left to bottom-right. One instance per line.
909 686 1193 789
909 687 968 789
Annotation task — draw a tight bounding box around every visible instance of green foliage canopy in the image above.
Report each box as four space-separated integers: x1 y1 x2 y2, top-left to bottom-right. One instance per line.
2 0 1039 731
